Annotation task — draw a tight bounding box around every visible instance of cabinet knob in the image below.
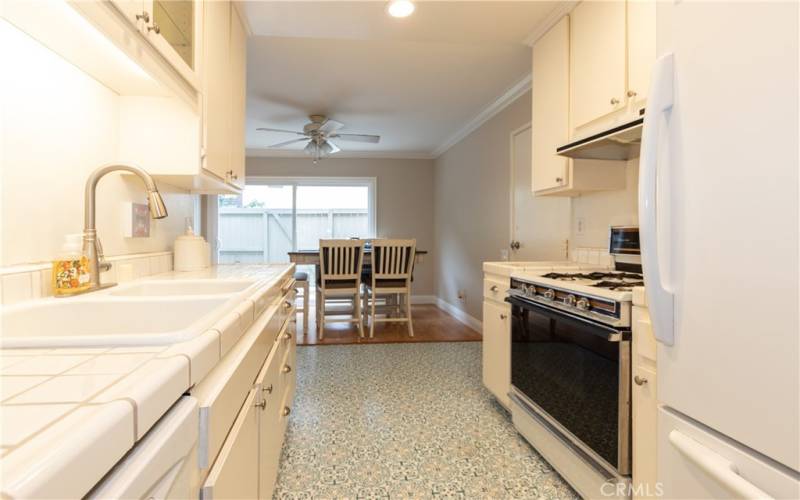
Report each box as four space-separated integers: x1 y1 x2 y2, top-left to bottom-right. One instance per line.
226 170 239 181
282 365 292 374
135 11 150 23
500 313 508 320
610 97 620 105
282 406 291 417
255 400 267 409
627 90 637 98
634 375 648 386
490 285 498 292
282 332 292 341
262 384 273 394
147 22 161 34
555 177 563 184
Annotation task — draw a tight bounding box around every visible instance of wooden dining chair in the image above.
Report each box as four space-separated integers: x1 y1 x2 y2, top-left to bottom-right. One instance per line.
363 239 416 338
317 239 366 339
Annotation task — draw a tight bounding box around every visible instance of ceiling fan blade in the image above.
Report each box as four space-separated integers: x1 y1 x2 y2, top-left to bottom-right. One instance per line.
269 138 309 148
326 141 341 154
319 119 344 134
331 133 380 144
256 127 306 136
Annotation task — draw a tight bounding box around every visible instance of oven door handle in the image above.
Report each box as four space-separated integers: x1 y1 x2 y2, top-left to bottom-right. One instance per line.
505 295 628 342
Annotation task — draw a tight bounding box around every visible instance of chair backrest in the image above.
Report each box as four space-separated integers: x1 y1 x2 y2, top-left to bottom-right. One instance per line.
319 239 365 285
371 239 416 282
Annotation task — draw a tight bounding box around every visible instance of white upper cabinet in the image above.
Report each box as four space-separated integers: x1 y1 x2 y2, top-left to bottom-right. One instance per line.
626 0 657 110
532 16 570 193
228 7 248 190
201 0 232 183
570 0 627 132
109 0 201 90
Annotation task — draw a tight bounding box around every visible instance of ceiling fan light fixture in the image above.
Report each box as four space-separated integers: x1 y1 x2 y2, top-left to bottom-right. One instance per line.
387 0 415 18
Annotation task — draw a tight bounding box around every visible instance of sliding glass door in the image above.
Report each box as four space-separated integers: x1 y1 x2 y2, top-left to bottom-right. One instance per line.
218 178 376 264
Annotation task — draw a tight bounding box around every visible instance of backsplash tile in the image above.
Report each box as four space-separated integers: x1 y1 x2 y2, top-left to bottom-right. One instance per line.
0 252 173 306
571 247 612 267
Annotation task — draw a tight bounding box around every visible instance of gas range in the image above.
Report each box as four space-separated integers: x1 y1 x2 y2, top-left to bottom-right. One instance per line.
508 268 643 328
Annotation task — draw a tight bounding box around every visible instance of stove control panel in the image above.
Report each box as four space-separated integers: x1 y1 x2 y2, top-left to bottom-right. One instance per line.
507 278 626 326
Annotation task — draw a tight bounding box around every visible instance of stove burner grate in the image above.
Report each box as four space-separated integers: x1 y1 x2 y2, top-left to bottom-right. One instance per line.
592 280 645 290
541 271 643 281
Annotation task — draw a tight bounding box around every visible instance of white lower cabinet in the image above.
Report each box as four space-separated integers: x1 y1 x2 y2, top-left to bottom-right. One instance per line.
482 273 511 409
632 300 658 499
201 389 260 500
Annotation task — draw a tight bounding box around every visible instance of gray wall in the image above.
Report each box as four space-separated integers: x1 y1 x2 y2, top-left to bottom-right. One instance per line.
433 91 532 320
246 157 436 295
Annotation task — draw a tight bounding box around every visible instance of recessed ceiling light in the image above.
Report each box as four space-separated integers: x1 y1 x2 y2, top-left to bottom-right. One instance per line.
387 0 415 18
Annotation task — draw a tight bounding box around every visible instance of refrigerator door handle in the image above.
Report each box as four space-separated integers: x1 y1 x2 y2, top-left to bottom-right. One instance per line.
638 52 675 345
669 430 774 500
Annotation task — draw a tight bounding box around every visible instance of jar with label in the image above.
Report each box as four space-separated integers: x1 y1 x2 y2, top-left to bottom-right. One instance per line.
52 234 90 295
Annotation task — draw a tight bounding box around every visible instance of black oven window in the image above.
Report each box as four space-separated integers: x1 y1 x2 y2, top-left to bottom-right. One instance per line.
511 303 624 468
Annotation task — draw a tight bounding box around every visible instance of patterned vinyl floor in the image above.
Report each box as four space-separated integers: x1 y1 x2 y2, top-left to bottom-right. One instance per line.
274 343 578 499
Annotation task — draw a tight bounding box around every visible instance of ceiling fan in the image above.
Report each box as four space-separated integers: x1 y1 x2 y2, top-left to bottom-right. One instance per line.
257 115 381 163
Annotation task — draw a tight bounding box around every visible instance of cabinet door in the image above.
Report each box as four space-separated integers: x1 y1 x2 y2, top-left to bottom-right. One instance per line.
482 300 511 408
202 0 232 181
632 366 657 499
109 0 145 25
257 345 282 500
201 388 259 500
570 0 626 130
532 16 570 193
148 0 200 88
627 0 656 109
228 6 247 190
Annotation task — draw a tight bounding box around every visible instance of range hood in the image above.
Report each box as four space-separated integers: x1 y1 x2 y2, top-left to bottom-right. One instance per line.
556 116 644 161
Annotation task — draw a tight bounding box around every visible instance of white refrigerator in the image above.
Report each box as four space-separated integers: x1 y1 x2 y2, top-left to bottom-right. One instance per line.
640 1 799 498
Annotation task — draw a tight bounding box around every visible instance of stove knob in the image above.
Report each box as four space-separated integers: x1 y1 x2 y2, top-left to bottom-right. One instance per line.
519 284 528 294
563 294 577 307
576 297 590 311
526 285 536 296
543 289 555 300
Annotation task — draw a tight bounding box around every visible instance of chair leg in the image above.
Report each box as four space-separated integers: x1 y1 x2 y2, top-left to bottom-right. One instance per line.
317 288 324 340
355 291 364 338
369 289 376 338
406 291 414 337
302 282 309 335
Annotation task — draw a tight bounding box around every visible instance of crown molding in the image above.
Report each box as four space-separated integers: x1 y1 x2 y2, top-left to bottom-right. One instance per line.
522 1 578 46
246 148 436 160
431 72 532 158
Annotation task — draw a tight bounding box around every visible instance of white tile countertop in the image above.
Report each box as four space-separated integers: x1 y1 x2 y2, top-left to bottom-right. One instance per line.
0 263 293 499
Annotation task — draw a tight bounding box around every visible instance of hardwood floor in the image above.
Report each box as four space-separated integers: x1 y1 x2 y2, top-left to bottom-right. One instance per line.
294 294 480 346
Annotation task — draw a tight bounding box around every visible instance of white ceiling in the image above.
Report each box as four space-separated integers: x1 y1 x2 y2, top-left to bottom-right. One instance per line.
242 1 564 158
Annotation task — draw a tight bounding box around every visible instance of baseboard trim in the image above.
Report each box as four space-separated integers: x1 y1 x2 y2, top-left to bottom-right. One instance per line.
434 298 483 333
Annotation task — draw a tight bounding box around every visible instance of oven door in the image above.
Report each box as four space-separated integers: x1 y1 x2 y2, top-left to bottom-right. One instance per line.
507 295 631 476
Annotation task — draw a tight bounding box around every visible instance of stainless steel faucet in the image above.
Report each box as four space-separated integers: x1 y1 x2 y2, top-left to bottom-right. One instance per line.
82 163 168 292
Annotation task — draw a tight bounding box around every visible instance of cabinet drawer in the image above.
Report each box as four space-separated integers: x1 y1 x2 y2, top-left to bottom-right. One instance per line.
201 389 259 500
483 276 508 302
256 342 283 500
278 336 295 396
194 307 276 469
277 375 296 438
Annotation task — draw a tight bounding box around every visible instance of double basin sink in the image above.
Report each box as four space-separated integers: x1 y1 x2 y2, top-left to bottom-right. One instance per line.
1 279 258 349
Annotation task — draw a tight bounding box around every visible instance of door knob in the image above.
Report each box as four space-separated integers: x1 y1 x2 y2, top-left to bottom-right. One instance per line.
634 375 648 386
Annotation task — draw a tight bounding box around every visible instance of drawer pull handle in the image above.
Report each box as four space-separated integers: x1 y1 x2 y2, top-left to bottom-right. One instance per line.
490 285 498 292
262 384 273 394
255 400 266 409
282 365 292 374
634 375 648 386
282 406 291 417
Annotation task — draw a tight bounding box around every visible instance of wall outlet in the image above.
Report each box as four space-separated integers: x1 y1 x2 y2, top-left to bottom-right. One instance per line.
457 289 466 302
576 217 586 235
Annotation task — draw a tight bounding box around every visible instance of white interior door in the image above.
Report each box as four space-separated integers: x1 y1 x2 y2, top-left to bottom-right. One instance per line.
510 125 571 261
